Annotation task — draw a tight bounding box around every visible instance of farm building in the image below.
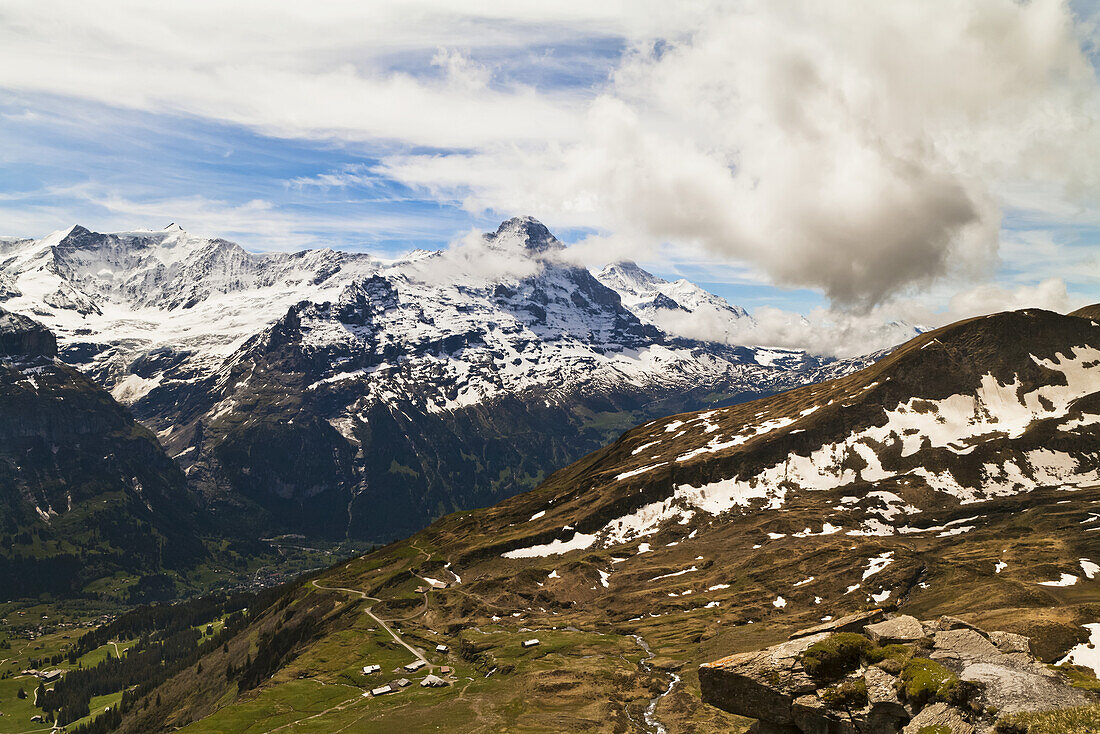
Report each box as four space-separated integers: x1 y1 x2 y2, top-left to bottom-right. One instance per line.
420 674 448 687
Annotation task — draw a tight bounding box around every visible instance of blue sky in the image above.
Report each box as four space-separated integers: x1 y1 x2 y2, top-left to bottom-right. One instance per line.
1 1 1098 329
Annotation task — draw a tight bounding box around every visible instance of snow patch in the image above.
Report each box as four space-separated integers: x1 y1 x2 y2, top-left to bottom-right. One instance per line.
1038 573 1078 587
862 552 894 580
502 532 598 559
1057 624 1100 675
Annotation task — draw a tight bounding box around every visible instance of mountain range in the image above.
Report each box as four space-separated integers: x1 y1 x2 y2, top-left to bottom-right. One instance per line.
91 303 1100 733
0 217 912 541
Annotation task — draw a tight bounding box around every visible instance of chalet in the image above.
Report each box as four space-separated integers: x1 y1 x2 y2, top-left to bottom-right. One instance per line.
362 664 381 674
395 678 412 687
439 666 453 675
371 685 393 696
404 659 427 672
420 674 448 687
522 639 540 648
435 644 449 653
39 669 64 682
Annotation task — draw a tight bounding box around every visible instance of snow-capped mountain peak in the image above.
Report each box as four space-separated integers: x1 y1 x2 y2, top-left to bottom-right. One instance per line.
595 260 753 344
484 216 563 255
595 260 667 296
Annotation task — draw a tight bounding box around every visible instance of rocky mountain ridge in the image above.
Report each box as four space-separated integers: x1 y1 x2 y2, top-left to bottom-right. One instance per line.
487 306 1100 563
0 217 893 541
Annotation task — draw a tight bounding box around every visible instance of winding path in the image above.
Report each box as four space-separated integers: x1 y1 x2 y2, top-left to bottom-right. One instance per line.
311 580 429 666
261 549 466 732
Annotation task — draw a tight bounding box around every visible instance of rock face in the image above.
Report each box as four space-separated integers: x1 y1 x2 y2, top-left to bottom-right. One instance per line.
0 308 56 358
927 627 1090 716
698 633 826 728
0 309 204 600
700 613 1095 734
791 610 886 640
901 702 974 734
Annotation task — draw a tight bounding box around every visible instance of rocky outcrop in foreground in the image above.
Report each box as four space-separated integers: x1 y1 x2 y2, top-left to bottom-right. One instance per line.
699 610 1094 733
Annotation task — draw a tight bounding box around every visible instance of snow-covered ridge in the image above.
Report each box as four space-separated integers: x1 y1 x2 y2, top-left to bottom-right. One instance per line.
595 261 755 347
0 218 864 413
498 309 1100 558
0 223 381 398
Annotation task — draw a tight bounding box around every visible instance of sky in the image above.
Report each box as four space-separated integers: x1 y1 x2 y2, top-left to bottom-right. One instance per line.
1 0 1099 355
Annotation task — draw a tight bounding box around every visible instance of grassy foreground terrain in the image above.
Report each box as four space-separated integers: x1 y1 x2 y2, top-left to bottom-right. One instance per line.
74 480 1098 733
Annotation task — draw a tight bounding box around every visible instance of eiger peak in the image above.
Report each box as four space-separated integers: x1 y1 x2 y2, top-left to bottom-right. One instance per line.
484 215 563 254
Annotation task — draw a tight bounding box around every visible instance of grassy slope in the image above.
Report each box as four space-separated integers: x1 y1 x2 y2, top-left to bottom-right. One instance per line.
105 478 1099 732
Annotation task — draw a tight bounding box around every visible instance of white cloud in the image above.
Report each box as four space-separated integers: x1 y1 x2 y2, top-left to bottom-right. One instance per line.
1 0 1097 324
726 306 922 358
398 228 545 285
945 277 1074 319
0 184 455 252
380 0 1100 307
0 1 688 148
288 165 382 190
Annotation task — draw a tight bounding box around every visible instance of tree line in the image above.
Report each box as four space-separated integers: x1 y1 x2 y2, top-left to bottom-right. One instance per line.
37 574 316 730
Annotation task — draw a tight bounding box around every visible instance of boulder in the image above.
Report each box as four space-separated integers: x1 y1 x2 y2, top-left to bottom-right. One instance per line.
789 610 886 640
791 694 833 734
900 702 974 734
959 662 1089 716
864 667 907 719
931 627 1090 716
701 614 1090 733
865 615 924 644
699 633 827 725
929 629 1003 667
937 616 988 638
989 631 1030 655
